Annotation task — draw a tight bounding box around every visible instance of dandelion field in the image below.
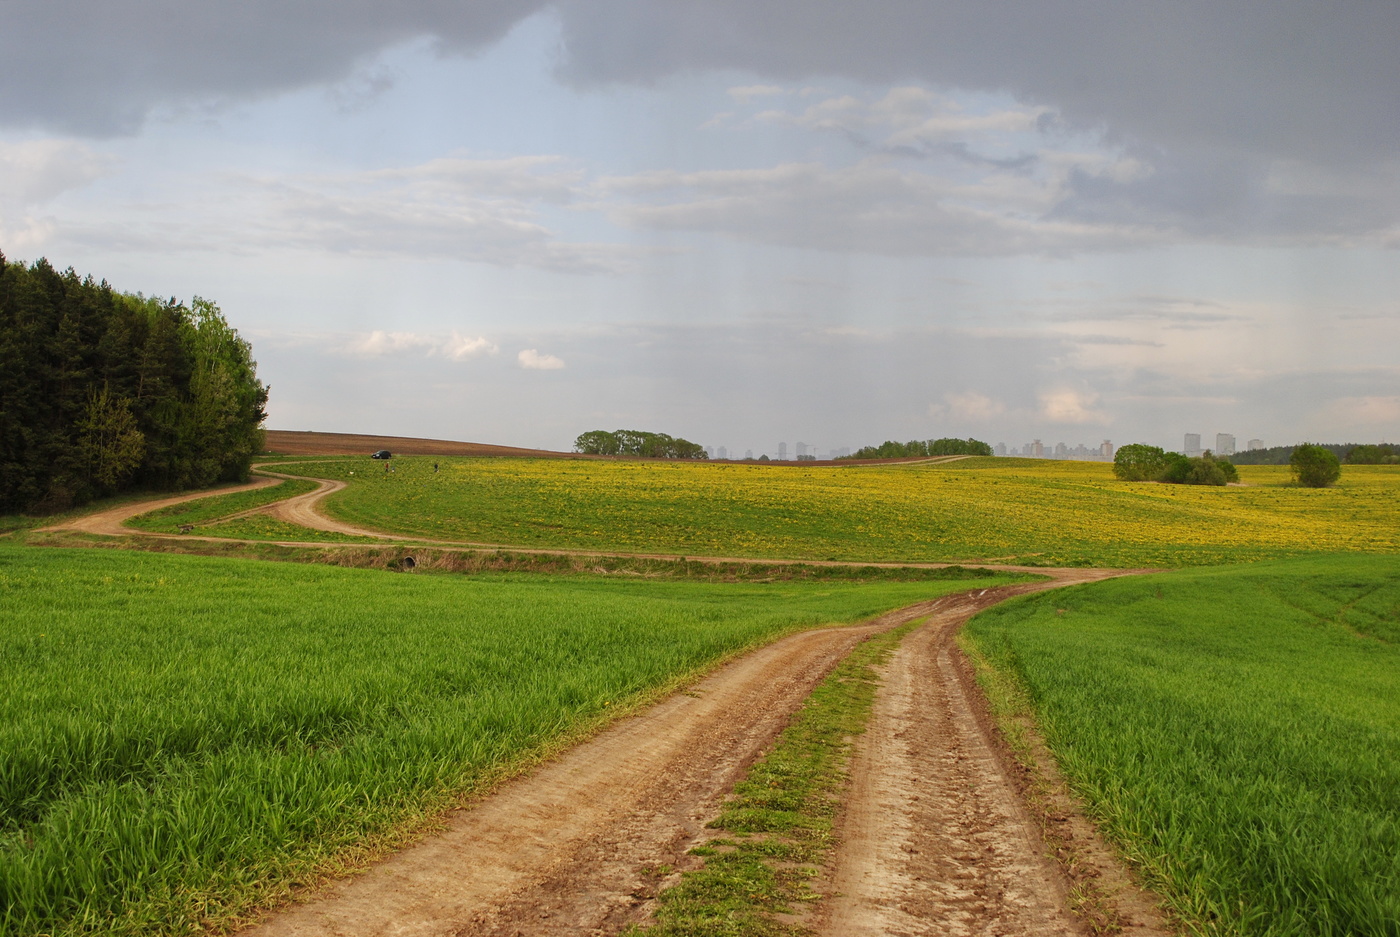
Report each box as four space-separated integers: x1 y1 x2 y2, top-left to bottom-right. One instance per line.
963 555 1400 936
0 544 1016 936
275 456 1400 567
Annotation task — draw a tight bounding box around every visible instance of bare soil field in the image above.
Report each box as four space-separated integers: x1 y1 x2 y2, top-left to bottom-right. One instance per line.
264 430 567 458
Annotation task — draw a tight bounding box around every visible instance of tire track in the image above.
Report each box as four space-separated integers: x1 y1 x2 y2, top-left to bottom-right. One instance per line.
238 599 950 937
816 571 1171 937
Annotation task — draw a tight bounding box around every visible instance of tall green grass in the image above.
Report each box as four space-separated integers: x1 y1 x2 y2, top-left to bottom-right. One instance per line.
964 555 1400 936
0 545 1011 936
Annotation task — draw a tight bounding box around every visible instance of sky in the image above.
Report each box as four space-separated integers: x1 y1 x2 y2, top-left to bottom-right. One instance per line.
2 1 1397 457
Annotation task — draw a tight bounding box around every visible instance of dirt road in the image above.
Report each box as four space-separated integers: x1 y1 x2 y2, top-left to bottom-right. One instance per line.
237 574 1154 937
38 479 1167 934
256 470 408 540
817 571 1169 937
37 476 281 537
240 598 949 937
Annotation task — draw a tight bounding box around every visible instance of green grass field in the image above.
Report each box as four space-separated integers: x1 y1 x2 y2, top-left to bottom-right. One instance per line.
265 456 1400 567
0 544 1017 937
963 555 1400 936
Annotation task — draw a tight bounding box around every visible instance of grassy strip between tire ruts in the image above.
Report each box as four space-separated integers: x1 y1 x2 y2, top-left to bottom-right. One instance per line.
627 620 921 936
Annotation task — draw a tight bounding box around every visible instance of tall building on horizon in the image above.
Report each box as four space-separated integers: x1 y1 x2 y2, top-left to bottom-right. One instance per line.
777 442 788 461
1216 433 1236 456
1101 440 1114 458
1184 433 1202 455
716 446 728 460
1248 438 1264 450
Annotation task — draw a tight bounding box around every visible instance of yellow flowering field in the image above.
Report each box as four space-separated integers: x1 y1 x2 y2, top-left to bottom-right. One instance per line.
285 456 1400 568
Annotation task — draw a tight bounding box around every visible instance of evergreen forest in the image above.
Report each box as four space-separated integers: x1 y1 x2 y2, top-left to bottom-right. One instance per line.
0 253 268 513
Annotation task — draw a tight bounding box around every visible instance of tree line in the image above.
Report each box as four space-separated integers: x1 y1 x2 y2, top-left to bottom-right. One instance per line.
573 429 706 459
1229 443 1396 465
0 254 268 513
842 437 993 460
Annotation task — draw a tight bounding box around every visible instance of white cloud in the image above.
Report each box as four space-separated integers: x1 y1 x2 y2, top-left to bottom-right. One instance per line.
442 333 498 360
0 138 114 250
0 139 113 206
1038 388 1110 424
342 330 498 360
518 348 565 370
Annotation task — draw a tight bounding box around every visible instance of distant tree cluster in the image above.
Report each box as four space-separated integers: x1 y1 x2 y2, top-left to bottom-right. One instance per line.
1 254 268 513
1230 443 1361 465
1344 444 1399 465
573 429 706 459
844 437 993 459
1113 444 1239 486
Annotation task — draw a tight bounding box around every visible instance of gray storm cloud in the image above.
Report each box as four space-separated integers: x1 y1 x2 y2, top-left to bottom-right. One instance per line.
553 0 1400 169
3 0 1395 169
0 0 547 135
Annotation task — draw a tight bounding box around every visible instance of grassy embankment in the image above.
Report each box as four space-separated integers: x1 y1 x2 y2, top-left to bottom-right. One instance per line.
260 456 1400 568
962 555 1400 936
0 544 1020 937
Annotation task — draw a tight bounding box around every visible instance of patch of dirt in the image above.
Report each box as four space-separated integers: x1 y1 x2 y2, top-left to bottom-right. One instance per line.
814 570 1172 937
236 599 953 937
264 431 567 458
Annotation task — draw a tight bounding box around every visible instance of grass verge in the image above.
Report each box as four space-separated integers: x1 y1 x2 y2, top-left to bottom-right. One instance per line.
18 529 1024 583
962 555 1400 937
627 620 920 936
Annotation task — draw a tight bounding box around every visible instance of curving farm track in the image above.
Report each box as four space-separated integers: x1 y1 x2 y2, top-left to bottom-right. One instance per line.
36 471 1171 935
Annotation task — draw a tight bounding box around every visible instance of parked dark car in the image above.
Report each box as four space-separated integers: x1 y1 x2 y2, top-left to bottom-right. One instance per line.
371 450 392 459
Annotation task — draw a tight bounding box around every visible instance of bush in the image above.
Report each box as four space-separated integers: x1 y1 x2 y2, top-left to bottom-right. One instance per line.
1291 443 1341 488
1121 446 1236 486
1113 443 1171 481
